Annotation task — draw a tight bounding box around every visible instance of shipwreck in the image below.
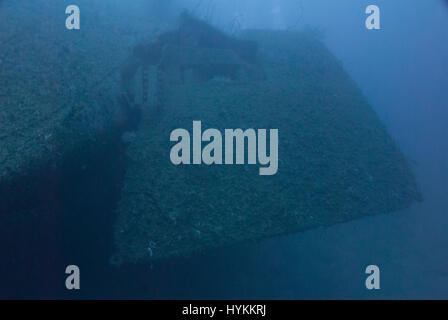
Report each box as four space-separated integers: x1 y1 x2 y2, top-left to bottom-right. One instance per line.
0 6 421 265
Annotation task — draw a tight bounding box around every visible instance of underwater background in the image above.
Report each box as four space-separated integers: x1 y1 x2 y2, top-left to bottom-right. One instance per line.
0 0 447 299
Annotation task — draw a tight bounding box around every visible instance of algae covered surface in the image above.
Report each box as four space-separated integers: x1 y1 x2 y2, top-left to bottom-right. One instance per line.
0 0 141 184
112 30 421 264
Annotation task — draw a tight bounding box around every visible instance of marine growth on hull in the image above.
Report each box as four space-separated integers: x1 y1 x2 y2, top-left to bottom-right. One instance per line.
111 16 421 263
0 6 421 265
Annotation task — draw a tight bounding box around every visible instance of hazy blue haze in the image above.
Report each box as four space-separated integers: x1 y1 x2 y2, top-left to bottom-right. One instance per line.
1 0 446 299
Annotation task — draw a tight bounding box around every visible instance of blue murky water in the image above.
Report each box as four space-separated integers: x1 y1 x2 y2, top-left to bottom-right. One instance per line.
0 0 447 299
